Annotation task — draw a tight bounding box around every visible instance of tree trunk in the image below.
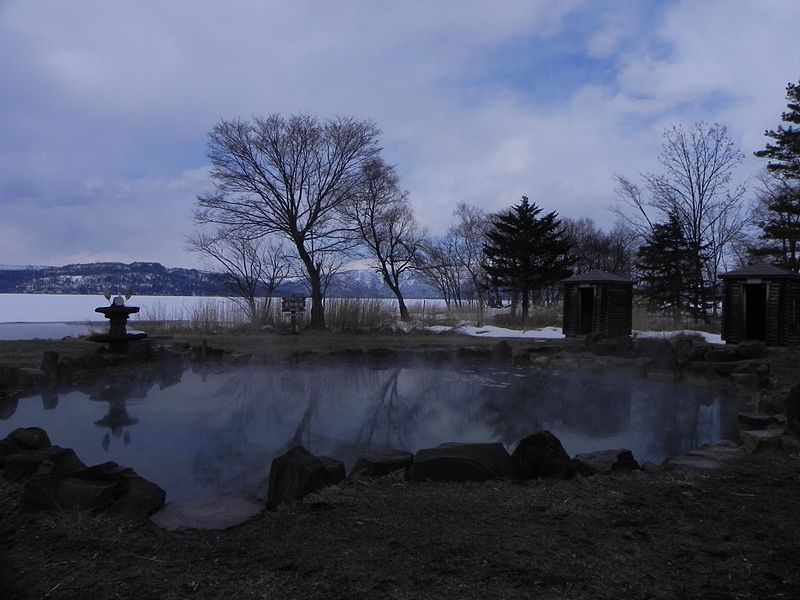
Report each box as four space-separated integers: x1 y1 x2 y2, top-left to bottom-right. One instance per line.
521 288 530 326
298 247 325 330
384 274 410 321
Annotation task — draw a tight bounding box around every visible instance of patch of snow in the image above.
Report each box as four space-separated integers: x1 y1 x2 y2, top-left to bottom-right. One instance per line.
632 329 723 345
426 324 566 339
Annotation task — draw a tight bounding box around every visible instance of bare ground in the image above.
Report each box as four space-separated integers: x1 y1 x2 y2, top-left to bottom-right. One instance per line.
1 333 800 599
2 454 800 600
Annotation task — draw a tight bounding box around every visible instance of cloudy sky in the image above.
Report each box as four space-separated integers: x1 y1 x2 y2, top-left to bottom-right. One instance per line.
1 0 798 268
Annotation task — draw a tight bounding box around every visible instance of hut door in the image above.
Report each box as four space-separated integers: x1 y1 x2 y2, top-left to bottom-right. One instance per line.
579 287 595 334
744 283 767 341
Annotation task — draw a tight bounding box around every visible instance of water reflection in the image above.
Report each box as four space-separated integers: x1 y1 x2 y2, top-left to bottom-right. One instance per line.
0 363 743 501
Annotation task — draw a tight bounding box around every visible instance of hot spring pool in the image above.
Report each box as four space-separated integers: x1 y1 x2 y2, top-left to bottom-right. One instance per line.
0 362 743 501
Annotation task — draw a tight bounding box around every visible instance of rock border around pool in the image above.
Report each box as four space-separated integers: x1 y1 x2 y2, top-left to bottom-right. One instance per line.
4 423 798 532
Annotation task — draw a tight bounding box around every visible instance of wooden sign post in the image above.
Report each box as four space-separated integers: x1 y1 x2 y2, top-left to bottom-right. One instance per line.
281 295 306 334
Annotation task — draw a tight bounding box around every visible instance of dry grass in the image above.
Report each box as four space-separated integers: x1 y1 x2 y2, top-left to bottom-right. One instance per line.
631 303 721 333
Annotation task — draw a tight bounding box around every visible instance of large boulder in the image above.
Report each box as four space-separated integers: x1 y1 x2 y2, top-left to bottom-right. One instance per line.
741 429 785 454
0 427 52 462
511 431 575 480
266 446 345 511
736 340 767 360
786 383 800 437
151 494 263 531
4 446 85 482
350 450 414 477
573 449 639 476
407 442 515 482
22 461 165 520
662 441 744 471
490 341 513 361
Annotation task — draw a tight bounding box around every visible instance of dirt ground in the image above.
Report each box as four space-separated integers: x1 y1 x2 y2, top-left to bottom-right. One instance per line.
1 333 799 599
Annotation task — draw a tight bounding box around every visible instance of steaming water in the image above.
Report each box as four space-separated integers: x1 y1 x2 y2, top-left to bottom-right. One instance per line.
0 363 742 502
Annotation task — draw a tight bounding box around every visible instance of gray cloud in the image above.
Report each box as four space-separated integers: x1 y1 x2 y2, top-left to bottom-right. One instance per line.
0 0 798 267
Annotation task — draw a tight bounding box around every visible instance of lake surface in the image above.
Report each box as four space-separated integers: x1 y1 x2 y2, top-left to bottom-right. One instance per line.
0 362 742 502
0 294 448 339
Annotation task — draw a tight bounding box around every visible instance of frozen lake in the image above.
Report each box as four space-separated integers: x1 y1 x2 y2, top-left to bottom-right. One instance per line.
0 294 449 340
0 362 742 502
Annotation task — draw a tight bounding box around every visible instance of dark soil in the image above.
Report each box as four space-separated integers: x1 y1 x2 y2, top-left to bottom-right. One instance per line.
2 455 800 600
1 333 799 599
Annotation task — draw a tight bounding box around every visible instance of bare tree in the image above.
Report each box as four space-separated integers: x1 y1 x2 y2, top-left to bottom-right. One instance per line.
448 203 491 323
342 159 422 321
415 235 466 307
614 122 748 320
562 217 637 277
195 114 382 329
187 228 291 327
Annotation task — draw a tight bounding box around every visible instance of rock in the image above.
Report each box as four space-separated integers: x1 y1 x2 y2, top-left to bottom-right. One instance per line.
754 363 771 387
16 368 47 390
573 449 639 476
686 441 744 461
490 341 513 361
266 446 343 510
730 373 760 390
526 344 563 355
663 454 724 470
0 427 52 462
4 446 85 482
22 461 165 520
151 494 263 531
365 348 398 362
709 362 737 376
586 334 633 357
40 351 59 378
511 431 575 480
662 441 744 470
407 442 516 482
0 366 21 396
0 395 18 420
635 338 677 369
741 429 785 454
781 434 800 453
350 450 414 477
736 340 767 360
672 336 708 363
456 347 491 362
512 353 531 366
318 456 346 485
786 384 800 437
705 346 741 362
737 412 778 430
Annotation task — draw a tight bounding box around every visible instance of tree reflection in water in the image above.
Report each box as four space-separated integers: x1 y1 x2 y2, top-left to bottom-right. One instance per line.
0 360 743 501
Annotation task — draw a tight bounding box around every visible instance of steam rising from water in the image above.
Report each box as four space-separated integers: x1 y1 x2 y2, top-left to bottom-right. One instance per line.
0 363 742 501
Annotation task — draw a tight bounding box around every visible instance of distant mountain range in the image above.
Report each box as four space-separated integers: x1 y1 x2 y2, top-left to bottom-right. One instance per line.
0 262 439 299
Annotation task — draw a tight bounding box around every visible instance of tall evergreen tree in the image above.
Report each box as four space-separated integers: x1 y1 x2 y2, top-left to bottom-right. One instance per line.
482 196 573 321
752 79 800 271
636 214 692 315
755 79 800 181
749 177 800 271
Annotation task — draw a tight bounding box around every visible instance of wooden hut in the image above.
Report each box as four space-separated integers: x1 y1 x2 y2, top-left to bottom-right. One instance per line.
719 263 800 345
562 271 633 338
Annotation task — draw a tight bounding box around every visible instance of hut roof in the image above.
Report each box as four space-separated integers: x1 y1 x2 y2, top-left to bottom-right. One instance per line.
719 263 800 280
561 271 632 284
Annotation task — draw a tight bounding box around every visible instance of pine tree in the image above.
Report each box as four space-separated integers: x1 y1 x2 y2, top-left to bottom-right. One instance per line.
749 180 800 271
636 214 692 315
482 196 573 322
752 79 800 271
754 79 800 181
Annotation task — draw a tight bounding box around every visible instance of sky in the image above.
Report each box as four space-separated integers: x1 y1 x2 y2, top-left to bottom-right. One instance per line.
1 0 798 269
